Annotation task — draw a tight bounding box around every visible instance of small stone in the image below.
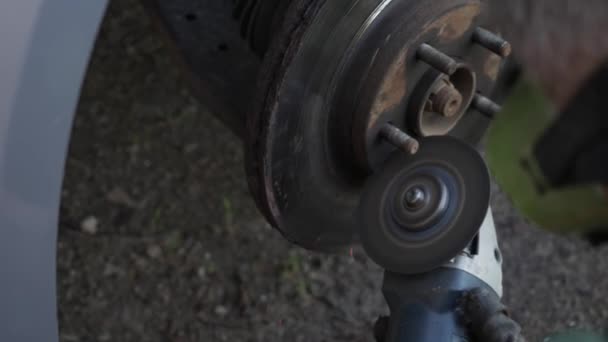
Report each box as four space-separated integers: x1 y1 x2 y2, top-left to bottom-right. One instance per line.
188 183 202 196
133 254 148 269
214 305 229 317
128 144 140 154
103 263 123 277
196 266 206 279
80 216 98 235
128 145 139 163
106 187 138 208
163 231 182 251
184 143 199 154
98 332 111 341
147 245 162 259
126 45 137 55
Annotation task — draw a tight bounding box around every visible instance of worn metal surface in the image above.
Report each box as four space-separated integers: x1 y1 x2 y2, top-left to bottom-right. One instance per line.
348 1 502 171
472 27 511 58
246 0 507 251
472 93 502 118
426 79 464 118
141 0 261 137
408 66 476 138
379 124 420 155
246 0 334 247
0 1 108 341
417 43 460 75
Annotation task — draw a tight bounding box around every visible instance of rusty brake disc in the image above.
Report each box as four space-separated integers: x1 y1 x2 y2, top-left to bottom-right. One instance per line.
246 0 508 250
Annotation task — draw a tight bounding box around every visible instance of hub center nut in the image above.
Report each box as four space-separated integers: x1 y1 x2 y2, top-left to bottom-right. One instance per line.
426 80 463 117
409 65 477 137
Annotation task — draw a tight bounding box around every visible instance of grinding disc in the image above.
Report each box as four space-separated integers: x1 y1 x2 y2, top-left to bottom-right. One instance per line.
358 136 490 274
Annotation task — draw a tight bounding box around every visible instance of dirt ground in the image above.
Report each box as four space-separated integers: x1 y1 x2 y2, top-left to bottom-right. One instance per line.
58 1 608 341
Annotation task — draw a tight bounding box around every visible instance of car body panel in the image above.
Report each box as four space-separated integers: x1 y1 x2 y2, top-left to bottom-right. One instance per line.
0 1 108 340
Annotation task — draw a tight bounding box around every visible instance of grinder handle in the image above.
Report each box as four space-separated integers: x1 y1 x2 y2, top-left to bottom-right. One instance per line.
376 269 524 342
378 268 475 342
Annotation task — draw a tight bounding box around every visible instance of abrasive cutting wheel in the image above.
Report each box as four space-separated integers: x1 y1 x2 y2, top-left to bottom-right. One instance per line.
358 136 490 274
246 0 509 250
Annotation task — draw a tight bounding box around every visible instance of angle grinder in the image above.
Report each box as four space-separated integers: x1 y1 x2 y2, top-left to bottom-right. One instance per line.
357 136 525 342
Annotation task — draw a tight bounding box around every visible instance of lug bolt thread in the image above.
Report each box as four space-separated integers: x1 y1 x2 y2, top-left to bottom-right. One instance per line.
417 44 458 75
472 94 502 118
380 124 420 155
473 27 512 58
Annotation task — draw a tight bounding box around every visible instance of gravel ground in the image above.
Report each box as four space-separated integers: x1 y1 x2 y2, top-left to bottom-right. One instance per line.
58 1 608 341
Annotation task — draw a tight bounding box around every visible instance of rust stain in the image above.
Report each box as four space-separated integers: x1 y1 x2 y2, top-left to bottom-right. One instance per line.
427 4 480 42
366 3 481 130
484 54 502 80
368 49 409 129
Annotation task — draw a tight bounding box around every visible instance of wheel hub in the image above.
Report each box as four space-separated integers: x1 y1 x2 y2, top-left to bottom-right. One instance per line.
246 0 508 250
339 2 507 172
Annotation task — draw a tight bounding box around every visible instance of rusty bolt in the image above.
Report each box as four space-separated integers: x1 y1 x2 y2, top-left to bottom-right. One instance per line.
417 44 458 75
428 81 463 117
472 94 502 118
473 27 512 58
380 123 420 155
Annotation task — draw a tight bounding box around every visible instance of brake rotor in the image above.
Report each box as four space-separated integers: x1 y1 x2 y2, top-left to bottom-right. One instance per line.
358 136 490 274
246 0 508 250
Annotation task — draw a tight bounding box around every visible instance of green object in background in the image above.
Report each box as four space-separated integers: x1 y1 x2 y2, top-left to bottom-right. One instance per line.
545 331 608 342
486 79 608 234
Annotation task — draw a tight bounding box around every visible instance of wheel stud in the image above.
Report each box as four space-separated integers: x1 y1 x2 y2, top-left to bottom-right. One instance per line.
380 124 420 155
417 44 458 75
472 94 502 118
473 27 512 58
